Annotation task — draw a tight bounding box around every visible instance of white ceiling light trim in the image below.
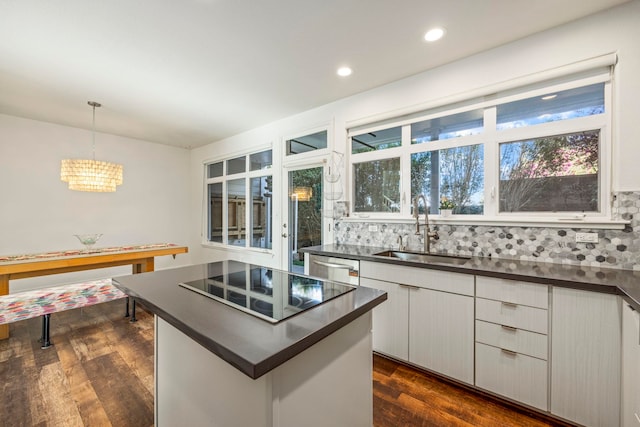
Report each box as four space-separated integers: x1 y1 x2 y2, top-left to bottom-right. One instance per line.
337 66 353 77
424 27 446 42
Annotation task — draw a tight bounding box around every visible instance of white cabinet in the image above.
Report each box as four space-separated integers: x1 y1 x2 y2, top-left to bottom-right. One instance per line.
409 287 474 384
622 303 640 427
360 277 409 360
551 287 621 427
474 276 549 410
475 342 548 410
360 261 474 384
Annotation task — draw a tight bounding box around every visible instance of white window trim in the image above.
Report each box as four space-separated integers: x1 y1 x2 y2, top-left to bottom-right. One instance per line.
202 145 275 251
283 122 333 163
345 64 623 229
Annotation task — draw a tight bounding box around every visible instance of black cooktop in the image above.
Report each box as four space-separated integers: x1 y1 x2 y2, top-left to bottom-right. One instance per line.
179 262 355 323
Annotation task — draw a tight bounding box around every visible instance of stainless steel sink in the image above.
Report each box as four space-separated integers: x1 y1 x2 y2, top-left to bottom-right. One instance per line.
373 250 471 265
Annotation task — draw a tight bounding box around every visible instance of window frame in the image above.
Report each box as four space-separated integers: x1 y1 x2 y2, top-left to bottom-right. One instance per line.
346 70 616 227
203 146 274 251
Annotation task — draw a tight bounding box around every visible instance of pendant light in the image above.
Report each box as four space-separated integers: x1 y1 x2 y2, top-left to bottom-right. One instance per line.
60 101 123 192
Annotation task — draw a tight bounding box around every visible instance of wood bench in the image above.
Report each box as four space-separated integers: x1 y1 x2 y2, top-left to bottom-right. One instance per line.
0 279 135 348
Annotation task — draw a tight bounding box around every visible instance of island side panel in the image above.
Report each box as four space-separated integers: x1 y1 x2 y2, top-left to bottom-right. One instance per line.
271 311 373 427
155 316 273 427
155 312 374 427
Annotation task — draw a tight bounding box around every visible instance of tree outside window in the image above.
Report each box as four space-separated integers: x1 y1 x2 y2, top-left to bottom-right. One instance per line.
499 130 599 212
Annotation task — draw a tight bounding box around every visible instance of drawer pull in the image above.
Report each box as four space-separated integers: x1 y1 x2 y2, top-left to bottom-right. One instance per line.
311 260 352 269
501 301 518 308
398 283 420 290
501 348 517 357
501 325 517 332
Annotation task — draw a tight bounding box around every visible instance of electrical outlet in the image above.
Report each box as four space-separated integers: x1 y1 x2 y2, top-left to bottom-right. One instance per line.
368 225 378 232
575 232 599 243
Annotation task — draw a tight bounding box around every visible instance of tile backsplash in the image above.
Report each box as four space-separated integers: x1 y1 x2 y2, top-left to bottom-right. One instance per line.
334 191 640 271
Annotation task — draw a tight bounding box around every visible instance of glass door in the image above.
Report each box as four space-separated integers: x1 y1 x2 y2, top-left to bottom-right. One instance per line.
283 165 324 273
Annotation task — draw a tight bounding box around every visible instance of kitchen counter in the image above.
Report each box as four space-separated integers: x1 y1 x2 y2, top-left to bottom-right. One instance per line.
302 244 640 311
113 260 386 379
114 260 386 426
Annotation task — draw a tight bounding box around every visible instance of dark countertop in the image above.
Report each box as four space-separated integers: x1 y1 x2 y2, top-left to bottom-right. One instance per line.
113 261 386 379
302 244 640 312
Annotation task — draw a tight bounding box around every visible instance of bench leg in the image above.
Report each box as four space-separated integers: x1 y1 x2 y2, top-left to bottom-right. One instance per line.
40 314 52 349
125 297 130 318
130 299 137 323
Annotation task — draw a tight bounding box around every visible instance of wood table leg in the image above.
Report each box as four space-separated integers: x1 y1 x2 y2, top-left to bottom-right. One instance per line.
0 275 9 339
142 257 154 273
132 258 155 274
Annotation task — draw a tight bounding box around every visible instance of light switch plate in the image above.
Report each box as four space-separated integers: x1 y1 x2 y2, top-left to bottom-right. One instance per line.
576 232 599 243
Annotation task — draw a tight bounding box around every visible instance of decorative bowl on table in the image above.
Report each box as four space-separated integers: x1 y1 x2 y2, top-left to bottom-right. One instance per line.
74 234 103 252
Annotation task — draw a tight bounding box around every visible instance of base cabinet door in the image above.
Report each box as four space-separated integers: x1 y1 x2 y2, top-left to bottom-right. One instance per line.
622 303 640 427
361 277 409 361
551 287 621 427
475 342 548 410
409 288 474 385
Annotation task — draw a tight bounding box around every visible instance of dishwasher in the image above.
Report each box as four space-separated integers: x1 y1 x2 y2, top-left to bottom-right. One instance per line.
307 254 360 286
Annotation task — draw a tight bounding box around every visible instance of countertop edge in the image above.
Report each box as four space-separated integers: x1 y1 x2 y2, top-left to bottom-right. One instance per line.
301 245 640 311
252 293 387 377
113 277 387 379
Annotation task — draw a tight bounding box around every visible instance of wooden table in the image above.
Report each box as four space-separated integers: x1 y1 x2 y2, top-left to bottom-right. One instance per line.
0 244 188 339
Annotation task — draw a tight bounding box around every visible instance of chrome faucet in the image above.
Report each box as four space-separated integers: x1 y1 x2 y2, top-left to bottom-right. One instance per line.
397 233 409 251
413 194 439 253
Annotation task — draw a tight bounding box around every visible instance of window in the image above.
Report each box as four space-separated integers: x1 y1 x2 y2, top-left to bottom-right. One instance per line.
348 71 611 221
499 130 599 213
411 109 483 144
286 130 327 155
411 144 484 215
496 83 604 130
351 127 401 154
353 158 400 212
205 149 273 249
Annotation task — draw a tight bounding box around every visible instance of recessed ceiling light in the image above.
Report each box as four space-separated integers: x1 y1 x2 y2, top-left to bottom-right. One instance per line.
424 27 445 42
541 94 557 100
337 67 352 77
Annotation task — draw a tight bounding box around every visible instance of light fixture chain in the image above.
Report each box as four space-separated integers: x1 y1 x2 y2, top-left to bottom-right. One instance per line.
92 103 96 160
88 101 101 160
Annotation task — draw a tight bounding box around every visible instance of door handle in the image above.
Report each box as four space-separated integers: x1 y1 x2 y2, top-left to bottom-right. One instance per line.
312 260 351 269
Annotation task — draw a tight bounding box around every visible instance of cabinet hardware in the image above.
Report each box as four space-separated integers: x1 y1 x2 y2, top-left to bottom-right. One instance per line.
398 283 421 290
501 348 517 356
501 301 518 308
312 260 352 269
501 325 517 332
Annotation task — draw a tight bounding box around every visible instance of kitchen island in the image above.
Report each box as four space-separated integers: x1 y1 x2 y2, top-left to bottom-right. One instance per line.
113 260 386 427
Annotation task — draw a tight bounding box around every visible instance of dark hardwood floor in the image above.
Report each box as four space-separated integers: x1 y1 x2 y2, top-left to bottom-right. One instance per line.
373 354 572 427
1 301 570 427
0 300 154 427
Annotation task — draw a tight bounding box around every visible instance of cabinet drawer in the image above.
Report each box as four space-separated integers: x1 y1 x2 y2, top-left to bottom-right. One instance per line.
476 276 548 309
360 261 474 296
476 342 548 411
475 320 547 360
476 298 548 334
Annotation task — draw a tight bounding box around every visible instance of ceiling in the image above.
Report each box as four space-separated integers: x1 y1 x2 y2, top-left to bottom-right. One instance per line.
0 0 630 149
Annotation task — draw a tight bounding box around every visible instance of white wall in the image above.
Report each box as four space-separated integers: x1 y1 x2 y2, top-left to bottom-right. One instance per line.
189 1 640 266
1 113 192 292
